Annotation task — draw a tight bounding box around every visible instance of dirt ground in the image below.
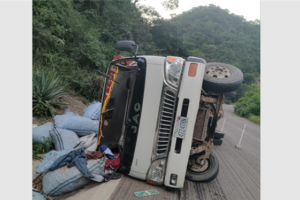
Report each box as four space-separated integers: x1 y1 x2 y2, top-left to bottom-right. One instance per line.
32 95 88 126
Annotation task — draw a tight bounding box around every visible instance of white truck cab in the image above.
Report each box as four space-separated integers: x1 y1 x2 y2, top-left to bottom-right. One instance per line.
96 41 243 189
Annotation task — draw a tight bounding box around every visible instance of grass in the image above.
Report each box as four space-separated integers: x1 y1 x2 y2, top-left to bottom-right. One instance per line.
248 114 260 125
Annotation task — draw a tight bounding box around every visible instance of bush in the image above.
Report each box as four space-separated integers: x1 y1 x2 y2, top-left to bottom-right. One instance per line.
55 66 105 101
224 98 233 104
33 137 55 160
249 114 260 125
234 83 260 117
78 74 105 101
33 69 68 117
81 98 89 105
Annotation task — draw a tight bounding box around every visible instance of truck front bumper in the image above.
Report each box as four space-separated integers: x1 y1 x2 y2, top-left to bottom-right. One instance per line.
164 61 206 188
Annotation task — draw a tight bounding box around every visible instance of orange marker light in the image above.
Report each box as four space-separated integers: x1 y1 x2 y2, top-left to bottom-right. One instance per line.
188 63 198 77
167 56 177 62
147 180 157 185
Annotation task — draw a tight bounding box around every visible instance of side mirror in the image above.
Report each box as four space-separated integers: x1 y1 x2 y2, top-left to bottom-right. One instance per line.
115 40 136 51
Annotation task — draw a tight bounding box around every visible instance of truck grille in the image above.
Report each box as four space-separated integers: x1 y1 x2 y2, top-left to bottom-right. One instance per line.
156 89 176 155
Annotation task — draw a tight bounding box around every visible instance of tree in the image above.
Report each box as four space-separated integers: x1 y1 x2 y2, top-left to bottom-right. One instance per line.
162 0 179 11
234 83 260 117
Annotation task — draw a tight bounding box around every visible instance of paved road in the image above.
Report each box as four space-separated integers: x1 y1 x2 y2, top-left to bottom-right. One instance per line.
54 104 260 200
207 104 260 200
109 104 260 200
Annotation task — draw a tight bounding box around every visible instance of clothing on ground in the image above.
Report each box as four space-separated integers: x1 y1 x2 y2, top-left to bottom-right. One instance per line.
86 151 103 160
98 145 114 159
105 153 121 170
49 148 93 179
35 148 75 174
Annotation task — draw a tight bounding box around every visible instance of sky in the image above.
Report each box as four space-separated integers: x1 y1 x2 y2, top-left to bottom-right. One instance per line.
136 0 260 21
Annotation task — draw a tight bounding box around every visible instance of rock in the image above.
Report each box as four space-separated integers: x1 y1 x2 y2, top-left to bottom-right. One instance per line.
215 191 219 195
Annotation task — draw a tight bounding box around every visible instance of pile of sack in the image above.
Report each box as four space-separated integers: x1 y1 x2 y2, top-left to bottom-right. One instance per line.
32 101 102 152
32 101 109 198
33 145 121 198
34 147 106 197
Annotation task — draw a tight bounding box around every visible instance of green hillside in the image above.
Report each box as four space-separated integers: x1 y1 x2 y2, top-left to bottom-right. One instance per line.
151 4 260 100
32 0 260 118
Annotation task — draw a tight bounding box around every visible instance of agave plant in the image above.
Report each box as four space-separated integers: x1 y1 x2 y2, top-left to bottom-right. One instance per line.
33 70 68 117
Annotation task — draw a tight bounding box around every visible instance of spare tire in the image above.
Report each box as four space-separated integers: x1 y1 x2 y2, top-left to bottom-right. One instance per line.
202 62 243 93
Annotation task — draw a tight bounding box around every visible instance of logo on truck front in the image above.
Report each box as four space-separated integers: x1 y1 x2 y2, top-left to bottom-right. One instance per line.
131 103 141 133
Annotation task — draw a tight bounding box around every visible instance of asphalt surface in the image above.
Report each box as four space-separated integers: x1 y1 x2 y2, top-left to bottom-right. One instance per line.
109 104 260 200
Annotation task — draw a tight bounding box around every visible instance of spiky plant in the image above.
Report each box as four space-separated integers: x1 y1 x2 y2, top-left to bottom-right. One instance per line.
33 70 68 117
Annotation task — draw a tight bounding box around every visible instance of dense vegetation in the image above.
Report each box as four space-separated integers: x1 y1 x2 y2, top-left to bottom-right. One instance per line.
234 83 260 124
33 68 68 117
167 5 260 100
33 137 55 159
33 0 157 103
33 0 260 118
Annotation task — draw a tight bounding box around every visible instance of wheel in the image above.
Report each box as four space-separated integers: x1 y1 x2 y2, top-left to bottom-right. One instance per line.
213 138 223 146
186 151 219 182
202 62 243 93
214 132 225 139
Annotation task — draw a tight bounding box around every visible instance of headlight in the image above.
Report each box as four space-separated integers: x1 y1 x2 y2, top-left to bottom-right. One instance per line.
146 158 166 185
165 56 185 88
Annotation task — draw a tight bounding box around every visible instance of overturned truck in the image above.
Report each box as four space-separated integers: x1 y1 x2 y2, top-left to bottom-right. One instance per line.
96 41 243 189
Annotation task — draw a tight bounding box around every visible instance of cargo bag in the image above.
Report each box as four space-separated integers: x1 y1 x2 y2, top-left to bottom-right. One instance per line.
50 128 80 151
79 133 98 152
63 109 78 116
32 190 47 200
54 115 98 137
32 122 54 143
82 102 101 120
35 149 75 174
42 158 105 196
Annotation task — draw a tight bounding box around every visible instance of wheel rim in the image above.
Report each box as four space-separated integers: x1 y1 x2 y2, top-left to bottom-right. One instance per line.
206 65 232 79
188 156 211 174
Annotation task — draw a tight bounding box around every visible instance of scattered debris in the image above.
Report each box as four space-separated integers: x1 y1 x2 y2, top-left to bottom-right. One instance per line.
134 189 159 197
32 175 43 192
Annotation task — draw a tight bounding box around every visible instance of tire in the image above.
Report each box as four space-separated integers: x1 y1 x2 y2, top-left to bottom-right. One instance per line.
186 151 219 182
202 62 243 93
214 132 225 139
213 138 223 146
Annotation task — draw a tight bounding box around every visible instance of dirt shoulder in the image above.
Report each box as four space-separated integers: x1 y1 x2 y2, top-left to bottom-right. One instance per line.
32 95 88 126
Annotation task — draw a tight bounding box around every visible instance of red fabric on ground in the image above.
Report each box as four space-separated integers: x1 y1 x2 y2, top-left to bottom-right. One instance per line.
105 154 120 170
